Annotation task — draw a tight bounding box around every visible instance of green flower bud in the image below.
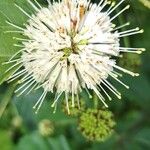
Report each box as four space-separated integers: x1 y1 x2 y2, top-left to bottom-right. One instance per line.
11 116 23 129
38 119 54 137
78 108 116 142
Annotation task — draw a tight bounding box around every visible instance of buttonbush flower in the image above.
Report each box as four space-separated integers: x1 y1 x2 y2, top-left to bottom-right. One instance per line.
4 0 144 113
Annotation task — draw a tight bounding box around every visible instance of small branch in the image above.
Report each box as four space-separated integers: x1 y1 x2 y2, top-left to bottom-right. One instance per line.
93 92 98 109
0 83 16 118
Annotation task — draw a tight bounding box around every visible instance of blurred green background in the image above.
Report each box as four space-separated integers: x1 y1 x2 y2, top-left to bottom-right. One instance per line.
0 0 150 150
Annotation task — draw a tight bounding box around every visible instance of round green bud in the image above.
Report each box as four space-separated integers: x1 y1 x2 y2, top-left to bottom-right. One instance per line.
38 119 54 137
11 116 23 129
78 108 116 142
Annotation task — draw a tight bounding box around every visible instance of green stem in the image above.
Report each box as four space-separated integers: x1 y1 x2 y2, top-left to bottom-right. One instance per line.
93 92 98 109
0 83 16 118
117 8 130 47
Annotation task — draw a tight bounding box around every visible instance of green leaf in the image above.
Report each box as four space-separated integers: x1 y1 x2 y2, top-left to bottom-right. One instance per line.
48 135 71 150
13 90 77 127
17 133 71 150
0 0 29 56
0 83 16 117
0 130 14 150
0 0 32 84
16 132 49 150
134 128 150 149
91 134 117 150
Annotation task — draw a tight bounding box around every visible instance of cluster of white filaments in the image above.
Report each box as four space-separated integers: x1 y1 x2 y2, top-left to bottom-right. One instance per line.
4 0 145 113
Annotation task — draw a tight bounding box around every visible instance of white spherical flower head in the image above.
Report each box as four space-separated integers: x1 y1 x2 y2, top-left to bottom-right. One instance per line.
5 0 144 114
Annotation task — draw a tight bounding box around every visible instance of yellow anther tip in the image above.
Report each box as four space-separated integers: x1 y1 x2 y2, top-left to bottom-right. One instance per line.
140 29 144 33
141 48 146 51
126 5 130 9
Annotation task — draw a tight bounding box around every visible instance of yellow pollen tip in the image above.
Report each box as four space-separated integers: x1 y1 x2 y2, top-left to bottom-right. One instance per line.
140 29 144 33
127 22 130 25
126 5 130 9
141 48 146 51
136 27 140 30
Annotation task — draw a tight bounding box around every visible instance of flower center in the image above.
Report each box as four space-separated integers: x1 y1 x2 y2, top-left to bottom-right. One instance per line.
59 32 77 59
61 31 89 60
61 41 79 60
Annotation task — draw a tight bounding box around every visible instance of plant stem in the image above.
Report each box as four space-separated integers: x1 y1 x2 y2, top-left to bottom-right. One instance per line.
117 8 130 47
93 92 98 109
0 83 16 118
